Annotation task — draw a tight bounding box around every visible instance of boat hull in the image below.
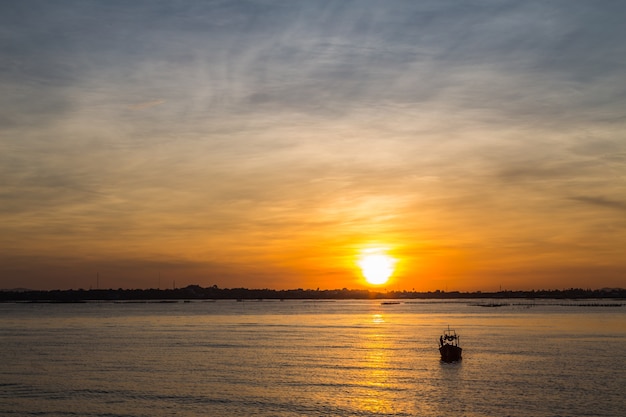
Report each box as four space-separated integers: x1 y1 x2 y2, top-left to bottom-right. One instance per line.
439 345 462 362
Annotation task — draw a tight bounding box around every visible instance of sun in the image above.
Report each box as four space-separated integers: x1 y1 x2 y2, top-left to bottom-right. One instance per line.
358 250 396 285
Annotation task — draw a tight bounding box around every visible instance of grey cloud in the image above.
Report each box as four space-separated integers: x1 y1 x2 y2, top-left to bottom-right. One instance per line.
236 1 626 125
4 0 625 129
570 196 626 212
497 162 592 183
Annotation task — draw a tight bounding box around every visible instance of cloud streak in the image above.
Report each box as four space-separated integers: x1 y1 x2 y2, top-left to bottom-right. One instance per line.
570 196 626 212
128 99 166 111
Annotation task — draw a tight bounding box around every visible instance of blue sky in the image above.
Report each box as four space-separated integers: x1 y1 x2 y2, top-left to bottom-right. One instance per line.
1 0 625 290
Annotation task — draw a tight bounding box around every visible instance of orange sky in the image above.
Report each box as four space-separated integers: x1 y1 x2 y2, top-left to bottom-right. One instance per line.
1 1 625 291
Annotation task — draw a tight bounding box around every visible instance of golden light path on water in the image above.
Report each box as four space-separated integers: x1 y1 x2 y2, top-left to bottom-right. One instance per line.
359 313 394 414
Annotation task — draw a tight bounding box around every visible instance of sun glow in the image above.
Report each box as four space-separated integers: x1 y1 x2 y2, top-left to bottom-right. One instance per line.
358 249 396 285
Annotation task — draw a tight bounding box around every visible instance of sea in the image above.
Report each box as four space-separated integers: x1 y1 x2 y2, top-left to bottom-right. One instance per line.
1 299 624 417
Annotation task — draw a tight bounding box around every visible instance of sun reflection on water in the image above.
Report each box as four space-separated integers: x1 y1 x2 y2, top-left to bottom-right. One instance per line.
371 313 385 324
355 312 398 414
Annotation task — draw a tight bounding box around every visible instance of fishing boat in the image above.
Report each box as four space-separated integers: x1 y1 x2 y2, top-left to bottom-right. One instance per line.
439 326 462 362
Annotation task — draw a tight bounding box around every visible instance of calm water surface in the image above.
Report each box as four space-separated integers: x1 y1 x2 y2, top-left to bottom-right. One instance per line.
1 300 625 416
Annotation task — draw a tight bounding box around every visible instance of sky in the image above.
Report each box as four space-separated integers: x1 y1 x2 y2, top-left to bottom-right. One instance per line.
1 0 625 291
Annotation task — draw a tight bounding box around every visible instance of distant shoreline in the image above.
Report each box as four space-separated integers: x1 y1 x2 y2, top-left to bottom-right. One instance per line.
1 285 625 302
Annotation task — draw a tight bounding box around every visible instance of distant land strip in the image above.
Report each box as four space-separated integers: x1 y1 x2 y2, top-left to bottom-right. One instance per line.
1 285 625 302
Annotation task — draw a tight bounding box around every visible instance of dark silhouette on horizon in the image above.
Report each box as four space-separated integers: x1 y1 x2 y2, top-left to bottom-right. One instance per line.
1 285 625 303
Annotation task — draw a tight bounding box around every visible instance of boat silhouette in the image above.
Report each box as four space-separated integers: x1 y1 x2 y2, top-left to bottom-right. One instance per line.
439 326 462 362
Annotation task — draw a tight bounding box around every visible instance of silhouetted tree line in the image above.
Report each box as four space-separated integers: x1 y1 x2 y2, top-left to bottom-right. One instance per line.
1 285 625 302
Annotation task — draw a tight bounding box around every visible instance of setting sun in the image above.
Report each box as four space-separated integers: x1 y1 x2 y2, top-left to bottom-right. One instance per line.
358 250 396 285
